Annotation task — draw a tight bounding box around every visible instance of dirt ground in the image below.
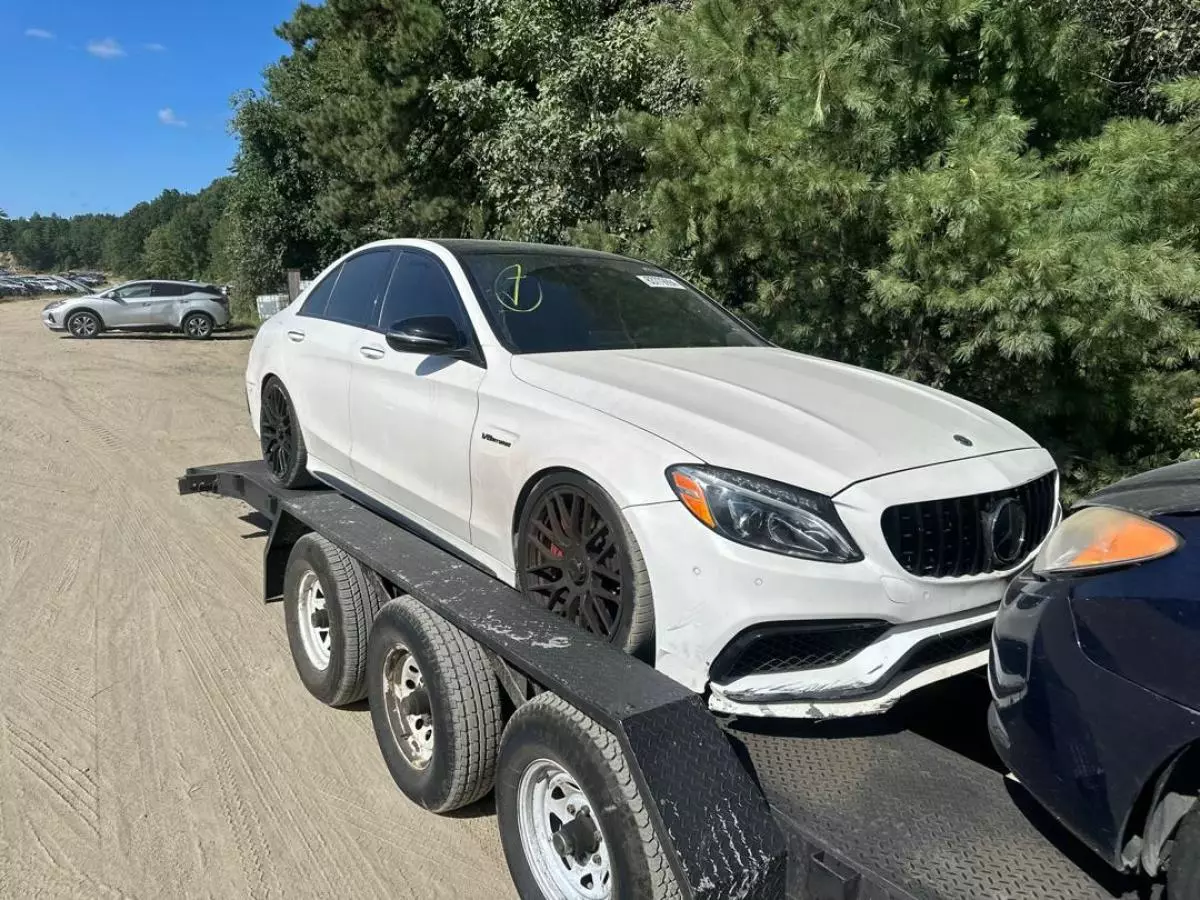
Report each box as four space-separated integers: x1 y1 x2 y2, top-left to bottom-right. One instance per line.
0 299 515 898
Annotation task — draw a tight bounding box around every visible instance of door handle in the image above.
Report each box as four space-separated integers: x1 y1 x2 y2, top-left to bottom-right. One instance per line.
287 330 306 343
359 345 385 360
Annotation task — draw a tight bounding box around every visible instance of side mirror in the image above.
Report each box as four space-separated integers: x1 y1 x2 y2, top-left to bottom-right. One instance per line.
385 315 469 358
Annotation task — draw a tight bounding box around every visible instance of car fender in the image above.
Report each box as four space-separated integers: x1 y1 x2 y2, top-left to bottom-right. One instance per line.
469 369 700 571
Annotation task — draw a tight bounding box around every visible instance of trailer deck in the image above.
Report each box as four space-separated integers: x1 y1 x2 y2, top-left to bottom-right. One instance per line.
180 460 1146 900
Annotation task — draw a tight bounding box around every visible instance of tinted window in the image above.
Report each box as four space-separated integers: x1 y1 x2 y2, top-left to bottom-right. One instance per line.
151 282 185 297
379 251 467 332
324 250 394 327
299 265 341 319
116 283 153 299
455 251 765 354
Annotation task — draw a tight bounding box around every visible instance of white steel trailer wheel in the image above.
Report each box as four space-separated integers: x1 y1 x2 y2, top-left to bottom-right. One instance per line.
296 568 332 670
366 597 502 813
283 533 386 707
518 758 612 899
382 644 435 770
496 693 680 900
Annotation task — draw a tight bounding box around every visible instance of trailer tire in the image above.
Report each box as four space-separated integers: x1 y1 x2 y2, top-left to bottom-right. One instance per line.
367 597 502 813
1168 805 1200 897
496 693 680 900
283 534 386 706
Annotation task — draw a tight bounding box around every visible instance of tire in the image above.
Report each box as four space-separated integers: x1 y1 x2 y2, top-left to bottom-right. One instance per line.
367 597 502 813
283 533 387 706
1168 805 1200 897
496 693 680 900
516 472 655 661
66 310 102 339
181 311 215 339
260 377 313 488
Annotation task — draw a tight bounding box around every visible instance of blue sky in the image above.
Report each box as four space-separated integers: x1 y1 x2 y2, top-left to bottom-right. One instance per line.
0 0 299 218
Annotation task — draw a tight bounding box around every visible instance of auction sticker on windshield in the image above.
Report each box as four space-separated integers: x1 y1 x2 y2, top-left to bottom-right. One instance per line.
637 274 687 289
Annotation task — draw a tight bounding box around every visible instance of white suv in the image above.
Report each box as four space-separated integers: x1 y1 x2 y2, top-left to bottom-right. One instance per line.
245 239 1058 718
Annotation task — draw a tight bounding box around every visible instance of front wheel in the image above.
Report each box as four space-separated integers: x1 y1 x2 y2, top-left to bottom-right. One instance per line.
1167 803 1200 896
516 473 654 660
181 312 215 339
496 693 680 900
66 310 101 338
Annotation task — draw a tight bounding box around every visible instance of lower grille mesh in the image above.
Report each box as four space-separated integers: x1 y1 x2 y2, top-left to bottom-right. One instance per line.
711 620 889 680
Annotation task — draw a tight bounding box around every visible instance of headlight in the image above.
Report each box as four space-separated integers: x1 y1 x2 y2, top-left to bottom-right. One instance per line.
1032 506 1180 575
666 465 862 562
43 299 66 310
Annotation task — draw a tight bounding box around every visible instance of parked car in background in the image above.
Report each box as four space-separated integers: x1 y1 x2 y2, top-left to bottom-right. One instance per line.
42 279 231 339
990 459 1200 892
246 238 1061 719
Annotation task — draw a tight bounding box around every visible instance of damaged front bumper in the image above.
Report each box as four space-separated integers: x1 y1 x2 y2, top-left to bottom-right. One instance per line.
707 605 995 718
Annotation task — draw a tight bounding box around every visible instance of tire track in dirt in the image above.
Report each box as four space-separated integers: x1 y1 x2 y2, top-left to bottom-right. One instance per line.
4 718 99 838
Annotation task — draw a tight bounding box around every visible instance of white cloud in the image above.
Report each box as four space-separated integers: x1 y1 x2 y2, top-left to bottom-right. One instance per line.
24 28 54 39
143 42 166 52
157 107 187 127
86 37 125 59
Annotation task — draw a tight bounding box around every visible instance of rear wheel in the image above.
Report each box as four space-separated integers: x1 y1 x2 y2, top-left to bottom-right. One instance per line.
283 533 386 706
182 312 214 339
66 310 101 338
260 377 312 488
516 473 654 660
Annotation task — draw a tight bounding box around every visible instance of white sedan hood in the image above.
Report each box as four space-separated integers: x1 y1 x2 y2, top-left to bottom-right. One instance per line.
510 347 1038 497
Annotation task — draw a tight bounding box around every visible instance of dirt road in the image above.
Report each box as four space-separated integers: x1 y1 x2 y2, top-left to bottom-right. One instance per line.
0 299 514 898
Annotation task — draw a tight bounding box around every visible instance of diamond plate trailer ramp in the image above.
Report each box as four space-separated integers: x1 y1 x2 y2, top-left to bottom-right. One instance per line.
181 461 1142 900
179 461 787 900
734 724 1142 900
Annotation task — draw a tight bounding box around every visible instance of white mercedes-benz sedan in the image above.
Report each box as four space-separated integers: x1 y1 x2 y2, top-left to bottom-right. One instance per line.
245 238 1059 718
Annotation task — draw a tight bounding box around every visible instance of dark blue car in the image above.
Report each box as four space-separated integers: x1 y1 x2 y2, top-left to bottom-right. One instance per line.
989 459 1200 894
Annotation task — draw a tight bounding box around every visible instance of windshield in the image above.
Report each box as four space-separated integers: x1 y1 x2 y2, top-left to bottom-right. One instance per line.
454 250 766 354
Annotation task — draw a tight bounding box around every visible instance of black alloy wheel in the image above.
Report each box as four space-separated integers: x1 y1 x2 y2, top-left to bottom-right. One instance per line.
522 485 629 643
260 381 295 480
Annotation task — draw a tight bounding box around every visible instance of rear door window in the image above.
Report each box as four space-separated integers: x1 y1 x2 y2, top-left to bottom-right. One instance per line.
151 283 185 297
299 266 341 319
323 249 395 328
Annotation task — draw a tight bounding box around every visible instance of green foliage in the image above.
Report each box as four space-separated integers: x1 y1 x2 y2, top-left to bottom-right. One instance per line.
631 0 1198 494
1 183 231 282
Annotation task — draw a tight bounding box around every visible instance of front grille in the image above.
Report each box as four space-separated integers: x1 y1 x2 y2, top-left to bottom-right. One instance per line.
898 621 994 676
881 470 1057 578
711 620 889 680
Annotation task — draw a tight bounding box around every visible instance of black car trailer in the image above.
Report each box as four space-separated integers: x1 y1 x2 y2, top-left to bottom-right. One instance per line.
180 460 1145 900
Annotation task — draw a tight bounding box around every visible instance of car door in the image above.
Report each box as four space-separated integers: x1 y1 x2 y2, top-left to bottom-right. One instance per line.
148 282 184 325
103 282 155 326
286 249 394 478
348 248 485 541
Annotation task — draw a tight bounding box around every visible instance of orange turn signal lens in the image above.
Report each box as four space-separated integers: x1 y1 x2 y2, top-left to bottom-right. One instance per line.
1069 515 1179 568
1034 506 1180 574
670 469 716 529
